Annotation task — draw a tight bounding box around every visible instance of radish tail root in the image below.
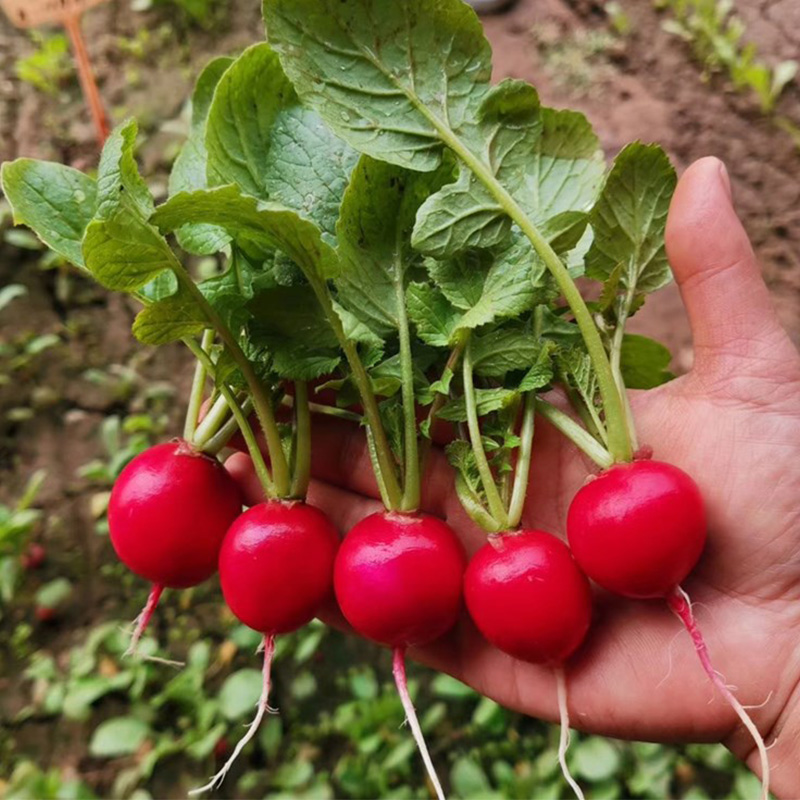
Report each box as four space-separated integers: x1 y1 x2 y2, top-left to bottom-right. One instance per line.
393 647 445 800
124 584 164 658
668 586 770 800
555 667 585 800
190 634 276 796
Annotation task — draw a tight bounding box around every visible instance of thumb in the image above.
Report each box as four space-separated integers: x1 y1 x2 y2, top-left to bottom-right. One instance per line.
665 157 789 374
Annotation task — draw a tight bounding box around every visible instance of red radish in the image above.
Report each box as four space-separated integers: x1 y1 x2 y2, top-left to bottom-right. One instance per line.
191 500 339 794
567 459 769 799
108 440 242 654
465 530 592 799
465 530 591 664
567 460 706 599
334 511 466 800
22 543 47 570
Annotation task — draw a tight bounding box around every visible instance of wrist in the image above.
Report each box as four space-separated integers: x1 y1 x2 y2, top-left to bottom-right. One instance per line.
726 659 800 798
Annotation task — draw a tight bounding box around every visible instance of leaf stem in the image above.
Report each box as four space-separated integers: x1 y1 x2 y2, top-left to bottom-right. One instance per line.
426 120 633 463
463 340 509 528
419 338 466 472
609 288 639 452
290 381 312 499
191 393 230 450
507 391 535 530
172 264 291 497
203 397 253 456
534 398 613 470
394 263 420 512
305 273 403 510
185 339 275 497
183 329 214 442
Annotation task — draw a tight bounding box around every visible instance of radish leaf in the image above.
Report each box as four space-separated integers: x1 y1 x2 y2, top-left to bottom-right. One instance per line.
170 56 234 255
586 143 676 296
0 159 97 268
205 43 358 240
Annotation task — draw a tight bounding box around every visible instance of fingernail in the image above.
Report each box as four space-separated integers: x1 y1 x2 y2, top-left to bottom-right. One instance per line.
717 159 732 203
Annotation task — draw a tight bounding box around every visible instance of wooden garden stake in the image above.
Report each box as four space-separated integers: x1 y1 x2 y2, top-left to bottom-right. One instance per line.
1 0 110 146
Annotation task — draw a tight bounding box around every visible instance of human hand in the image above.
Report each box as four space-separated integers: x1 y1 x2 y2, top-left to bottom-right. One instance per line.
227 158 800 796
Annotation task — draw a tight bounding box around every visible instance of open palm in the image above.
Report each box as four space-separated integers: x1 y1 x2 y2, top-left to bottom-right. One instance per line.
227 158 800 795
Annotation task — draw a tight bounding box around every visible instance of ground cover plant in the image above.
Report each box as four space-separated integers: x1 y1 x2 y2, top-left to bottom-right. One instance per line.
0 0 777 796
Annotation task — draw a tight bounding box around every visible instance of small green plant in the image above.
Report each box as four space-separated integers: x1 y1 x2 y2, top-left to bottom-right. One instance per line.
0 470 46 611
654 0 798 112
531 23 619 94
14 32 73 96
132 0 223 29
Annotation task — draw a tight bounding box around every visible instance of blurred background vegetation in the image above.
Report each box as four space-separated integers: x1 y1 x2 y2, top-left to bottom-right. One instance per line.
1 0 798 797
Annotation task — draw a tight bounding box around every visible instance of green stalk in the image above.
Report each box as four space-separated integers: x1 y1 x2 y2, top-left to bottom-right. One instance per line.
463 341 509 528
184 339 275 496
507 392 536 530
394 257 420 512
280 394 363 423
304 272 403 511
172 264 291 497
416 117 632 464
192 393 231 449
535 398 613 469
203 397 253 456
183 329 214 442
290 381 312 499
366 427 394 510
419 338 466 473
609 288 639 452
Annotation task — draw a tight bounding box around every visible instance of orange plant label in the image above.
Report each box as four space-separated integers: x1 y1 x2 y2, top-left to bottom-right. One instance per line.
1 0 109 27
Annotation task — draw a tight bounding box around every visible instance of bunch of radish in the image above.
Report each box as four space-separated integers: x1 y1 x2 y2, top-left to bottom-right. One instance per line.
0 0 772 796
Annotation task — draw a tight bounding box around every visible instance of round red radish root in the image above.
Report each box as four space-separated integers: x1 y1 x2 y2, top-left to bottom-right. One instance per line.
465 530 592 664
109 441 242 588
334 511 466 647
219 501 339 634
567 460 706 599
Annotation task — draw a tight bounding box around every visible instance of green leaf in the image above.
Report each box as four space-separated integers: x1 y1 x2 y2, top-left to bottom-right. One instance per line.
406 282 460 347
572 737 621 782
412 103 602 259
63 674 133 721
519 340 556 391
438 388 519 422
132 283 206 345
335 155 447 337
35 578 72 610
470 324 542 378
264 0 492 172
450 757 491 798
199 249 256 332
0 159 97 268
218 669 262 720
619 333 673 389
431 674 476 699
250 285 338 349
249 286 342 379
586 142 677 294
83 209 177 293
0 284 27 313
89 717 150 758
205 43 357 239
170 56 234 255
152 186 340 280
96 119 154 221
557 347 598 408
205 44 295 197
